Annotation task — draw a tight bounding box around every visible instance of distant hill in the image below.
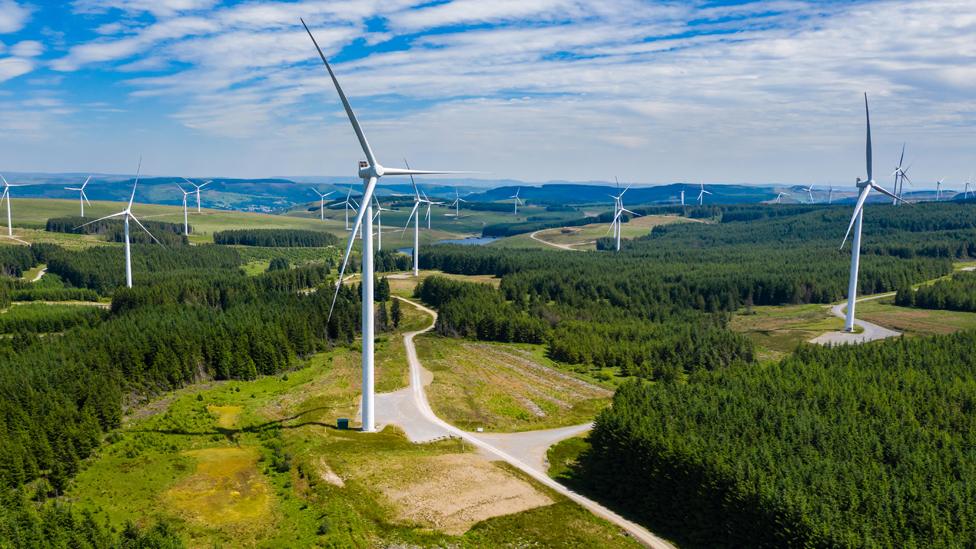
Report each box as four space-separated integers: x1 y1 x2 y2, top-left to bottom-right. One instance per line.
467 183 778 206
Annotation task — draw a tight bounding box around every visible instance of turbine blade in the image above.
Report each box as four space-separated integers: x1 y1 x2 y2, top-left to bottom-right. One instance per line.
301 18 377 167
402 202 420 232
380 168 475 177
82 191 91 206
864 93 872 182
841 186 871 249
82 175 92 190
129 214 163 245
898 142 905 169
871 182 903 203
128 157 142 210
75 211 125 229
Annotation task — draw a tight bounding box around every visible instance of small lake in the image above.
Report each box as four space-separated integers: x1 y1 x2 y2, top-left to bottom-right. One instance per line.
397 237 498 256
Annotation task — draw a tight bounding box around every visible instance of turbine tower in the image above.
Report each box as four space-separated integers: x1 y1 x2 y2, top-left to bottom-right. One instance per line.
840 94 902 333
510 188 523 215
965 181 972 200
183 178 212 213
0 175 29 238
65 176 93 217
936 179 944 202
175 183 193 235
680 189 685 206
303 19 467 433
774 192 786 204
423 191 444 230
78 160 161 288
310 188 334 221
828 186 834 204
890 144 908 205
697 181 711 206
806 185 816 204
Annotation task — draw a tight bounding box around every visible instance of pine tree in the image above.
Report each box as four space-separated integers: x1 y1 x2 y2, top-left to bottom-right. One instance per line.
377 302 389 331
376 277 391 302
391 299 401 328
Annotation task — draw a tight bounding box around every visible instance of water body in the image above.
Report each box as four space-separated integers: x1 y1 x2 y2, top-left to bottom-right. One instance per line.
397 237 498 256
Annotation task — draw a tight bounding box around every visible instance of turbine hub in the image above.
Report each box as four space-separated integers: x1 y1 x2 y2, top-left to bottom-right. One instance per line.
856 178 871 189
359 161 382 179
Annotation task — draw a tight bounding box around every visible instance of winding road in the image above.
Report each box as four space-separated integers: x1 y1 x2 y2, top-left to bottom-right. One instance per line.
810 293 901 345
382 296 674 549
529 229 584 251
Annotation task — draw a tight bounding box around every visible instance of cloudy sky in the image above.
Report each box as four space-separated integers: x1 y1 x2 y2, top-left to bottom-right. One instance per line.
0 0 973 186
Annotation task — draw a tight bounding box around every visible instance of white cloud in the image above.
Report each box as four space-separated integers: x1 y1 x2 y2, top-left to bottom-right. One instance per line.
0 56 31 81
72 0 217 18
0 0 28 34
10 39 41 57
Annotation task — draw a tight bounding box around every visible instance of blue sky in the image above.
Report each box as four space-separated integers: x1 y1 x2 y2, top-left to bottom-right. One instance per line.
0 0 974 187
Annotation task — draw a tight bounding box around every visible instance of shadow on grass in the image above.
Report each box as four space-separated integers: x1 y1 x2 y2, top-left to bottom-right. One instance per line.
131 407 354 442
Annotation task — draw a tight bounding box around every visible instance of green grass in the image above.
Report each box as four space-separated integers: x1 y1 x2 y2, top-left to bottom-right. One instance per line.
489 214 692 251
856 297 976 336
546 435 590 481
414 335 613 432
730 303 846 361
69 344 636 547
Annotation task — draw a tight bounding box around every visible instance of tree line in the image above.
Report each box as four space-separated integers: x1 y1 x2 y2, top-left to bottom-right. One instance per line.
897 271 976 312
47 216 188 245
213 228 338 248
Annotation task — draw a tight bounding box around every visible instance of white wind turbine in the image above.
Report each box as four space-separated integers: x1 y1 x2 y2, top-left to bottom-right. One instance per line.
510 187 523 215
372 196 391 251
77 160 161 288
965 180 972 200
303 19 468 433
182 178 212 213
0 175 30 238
609 183 639 252
774 192 786 204
840 94 902 333
175 183 193 235
423 190 444 229
805 185 816 204
449 187 467 218
65 176 93 217
310 188 335 221
402 161 432 277
697 181 711 206
828 185 834 204
936 179 944 201
890 143 909 205
340 187 360 231
680 189 685 206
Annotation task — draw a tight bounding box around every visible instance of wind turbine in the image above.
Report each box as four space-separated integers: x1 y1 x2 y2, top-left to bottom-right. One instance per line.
182 178 212 213
77 160 161 288
680 189 685 206
423 191 444 229
828 185 834 204
510 187 523 215
402 161 431 277
774 192 786 204
0 175 30 238
302 19 468 433
840 94 902 333
310 188 334 221
65 176 93 217
890 144 908 205
373 196 391 251
936 179 944 202
449 187 467 218
609 183 639 252
965 181 972 200
340 187 360 231
697 181 711 206
175 183 193 234
805 185 816 204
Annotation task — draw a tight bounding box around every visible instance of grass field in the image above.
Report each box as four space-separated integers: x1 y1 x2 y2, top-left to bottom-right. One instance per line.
385 270 501 298
414 335 613 432
489 214 691 251
856 297 976 336
730 303 846 361
68 340 638 547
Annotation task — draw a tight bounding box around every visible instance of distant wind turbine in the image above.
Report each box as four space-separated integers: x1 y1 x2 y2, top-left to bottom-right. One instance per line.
449 187 467 218
0 175 30 238
805 185 816 204
77 159 161 288
340 187 360 231
373 196 391 251
510 187 523 215
828 185 834 204
840 94 903 333
302 18 469 432
175 183 193 234
965 181 972 200
890 144 909 205
609 181 639 252
65 176 93 217
680 189 685 206
697 181 711 206
423 191 444 230
310 188 334 221
936 179 944 202
774 192 786 204
182 178 212 213
402 160 432 277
